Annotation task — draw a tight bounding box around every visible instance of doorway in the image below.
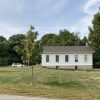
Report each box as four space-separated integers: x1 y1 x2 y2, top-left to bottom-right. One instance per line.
75 66 78 70
56 66 59 69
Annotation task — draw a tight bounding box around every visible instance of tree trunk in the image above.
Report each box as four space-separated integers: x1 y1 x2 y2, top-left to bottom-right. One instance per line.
32 65 34 85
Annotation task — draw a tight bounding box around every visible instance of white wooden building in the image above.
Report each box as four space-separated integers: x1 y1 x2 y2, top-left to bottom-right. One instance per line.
42 46 94 70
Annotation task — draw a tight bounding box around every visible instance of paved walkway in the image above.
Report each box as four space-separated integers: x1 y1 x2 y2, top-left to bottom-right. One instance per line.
0 95 56 100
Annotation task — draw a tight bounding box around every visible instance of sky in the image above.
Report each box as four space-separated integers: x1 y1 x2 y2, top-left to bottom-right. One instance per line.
0 0 100 39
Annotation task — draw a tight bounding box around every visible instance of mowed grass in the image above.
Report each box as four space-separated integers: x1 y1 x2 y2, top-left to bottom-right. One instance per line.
0 65 100 100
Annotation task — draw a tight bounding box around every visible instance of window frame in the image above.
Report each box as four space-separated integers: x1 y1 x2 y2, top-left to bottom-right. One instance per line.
84 55 88 62
75 55 78 62
65 55 69 62
46 55 49 62
56 55 59 62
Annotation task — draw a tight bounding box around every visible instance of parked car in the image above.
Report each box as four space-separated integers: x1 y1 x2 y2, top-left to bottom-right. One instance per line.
12 63 26 67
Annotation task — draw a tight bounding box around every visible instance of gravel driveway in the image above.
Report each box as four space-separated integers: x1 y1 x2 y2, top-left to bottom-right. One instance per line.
0 95 56 100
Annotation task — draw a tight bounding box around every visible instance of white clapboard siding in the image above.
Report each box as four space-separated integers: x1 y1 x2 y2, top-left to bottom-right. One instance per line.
42 53 93 69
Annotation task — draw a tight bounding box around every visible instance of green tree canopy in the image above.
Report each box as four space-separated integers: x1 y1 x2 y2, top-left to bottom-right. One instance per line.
0 36 7 42
40 33 56 46
40 29 81 48
22 25 38 65
58 29 75 46
8 34 25 63
81 36 88 46
88 10 100 67
0 36 10 66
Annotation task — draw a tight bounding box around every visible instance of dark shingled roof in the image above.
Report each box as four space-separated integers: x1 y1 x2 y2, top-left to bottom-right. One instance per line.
43 46 95 54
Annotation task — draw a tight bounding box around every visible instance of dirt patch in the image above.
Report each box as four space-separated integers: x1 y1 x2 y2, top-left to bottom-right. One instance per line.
90 77 100 80
79 79 89 81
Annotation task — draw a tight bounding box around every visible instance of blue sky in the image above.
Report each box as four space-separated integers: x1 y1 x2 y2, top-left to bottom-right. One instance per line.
0 0 99 39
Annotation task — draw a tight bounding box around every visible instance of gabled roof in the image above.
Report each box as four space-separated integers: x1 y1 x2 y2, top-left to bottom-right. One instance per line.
43 46 95 54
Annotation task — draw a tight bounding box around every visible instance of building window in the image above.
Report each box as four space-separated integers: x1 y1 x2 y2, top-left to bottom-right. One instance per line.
46 55 49 62
84 55 88 62
75 55 78 62
56 55 59 62
65 55 69 62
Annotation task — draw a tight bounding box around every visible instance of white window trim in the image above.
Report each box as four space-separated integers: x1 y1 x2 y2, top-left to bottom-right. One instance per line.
84 55 88 63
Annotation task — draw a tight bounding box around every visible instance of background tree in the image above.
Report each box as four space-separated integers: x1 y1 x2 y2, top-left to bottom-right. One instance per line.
40 33 56 53
40 33 56 45
8 34 25 63
81 36 88 46
88 9 100 67
74 32 81 46
40 29 81 48
52 35 61 46
0 36 7 42
58 29 75 46
0 36 10 66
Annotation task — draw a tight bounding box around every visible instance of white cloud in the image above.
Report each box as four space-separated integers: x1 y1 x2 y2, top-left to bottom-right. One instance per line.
83 0 100 14
0 0 68 18
0 23 26 39
0 0 99 39
0 0 69 39
71 15 93 37
71 0 100 38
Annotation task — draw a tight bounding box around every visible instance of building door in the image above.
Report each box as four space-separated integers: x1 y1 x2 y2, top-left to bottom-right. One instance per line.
75 66 78 70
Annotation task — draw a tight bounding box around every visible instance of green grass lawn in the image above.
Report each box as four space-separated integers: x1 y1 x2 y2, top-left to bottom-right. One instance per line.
0 65 100 100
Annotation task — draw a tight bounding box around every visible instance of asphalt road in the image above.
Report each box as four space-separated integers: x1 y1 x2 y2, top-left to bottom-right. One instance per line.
0 95 56 100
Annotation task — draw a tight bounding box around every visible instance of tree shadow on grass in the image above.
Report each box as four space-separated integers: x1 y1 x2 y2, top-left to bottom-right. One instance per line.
44 81 86 90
